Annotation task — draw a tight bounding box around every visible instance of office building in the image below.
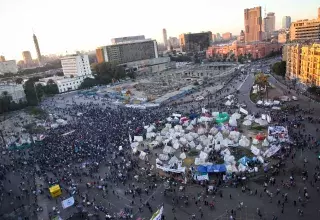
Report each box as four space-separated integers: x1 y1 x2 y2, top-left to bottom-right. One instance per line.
278 31 289 43
163 29 168 48
216 33 221 41
179 32 212 52
96 39 158 64
0 60 18 75
290 9 320 41
286 43 320 86
168 37 179 48
22 51 33 66
60 55 92 77
0 56 5 62
212 34 217 42
282 16 291 29
239 30 245 43
263 12 276 40
222 32 232 41
244 6 262 42
111 35 145 44
0 83 26 102
33 33 42 65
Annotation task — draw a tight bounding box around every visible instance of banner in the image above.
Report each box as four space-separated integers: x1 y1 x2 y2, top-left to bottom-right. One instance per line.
156 164 186 173
61 196 75 209
150 206 163 220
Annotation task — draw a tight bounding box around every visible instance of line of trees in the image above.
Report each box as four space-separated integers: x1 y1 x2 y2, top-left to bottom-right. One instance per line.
0 91 27 114
80 62 130 89
24 77 59 106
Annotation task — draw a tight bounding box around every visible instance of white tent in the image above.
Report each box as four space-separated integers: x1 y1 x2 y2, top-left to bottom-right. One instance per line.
139 151 147 160
196 144 203 151
229 131 240 141
134 136 143 142
225 100 233 106
209 127 219 135
252 139 259 145
163 146 175 154
179 152 186 160
189 141 196 148
168 156 179 166
242 120 252 126
159 154 169 161
199 151 208 160
250 145 261 156
239 136 250 147
262 139 269 147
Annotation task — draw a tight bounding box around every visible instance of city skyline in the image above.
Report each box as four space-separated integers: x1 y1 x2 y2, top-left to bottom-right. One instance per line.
0 0 319 60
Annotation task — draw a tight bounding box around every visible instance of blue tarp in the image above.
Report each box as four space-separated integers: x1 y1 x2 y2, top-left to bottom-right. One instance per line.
238 156 251 166
197 165 207 173
207 164 227 173
189 113 199 120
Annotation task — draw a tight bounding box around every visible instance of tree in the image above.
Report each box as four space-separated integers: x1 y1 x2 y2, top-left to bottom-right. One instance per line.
79 78 99 89
15 78 24 84
56 72 64 76
0 91 12 113
272 61 286 77
44 79 59 94
255 73 269 100
94 62 126 85
24 78 40 106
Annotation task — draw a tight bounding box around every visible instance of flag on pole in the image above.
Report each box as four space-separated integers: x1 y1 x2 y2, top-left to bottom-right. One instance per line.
150 206 163 220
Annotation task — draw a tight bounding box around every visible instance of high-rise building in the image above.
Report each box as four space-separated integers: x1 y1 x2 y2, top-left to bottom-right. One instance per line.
278 31 289 43
168 37 179 48
244 6 262 42
179 32 212 52
0 56 5 62
216 33 221 40
222 32 232 41
96 39 158 64
111 35 145 44
285 43 320 86
290 9 320 41
60 54 92 77
263 12 276 39
22 51 33 66
239 30 245 43
163 29 168 48
318 7 320 19
33 33 42 65
282 16 291 29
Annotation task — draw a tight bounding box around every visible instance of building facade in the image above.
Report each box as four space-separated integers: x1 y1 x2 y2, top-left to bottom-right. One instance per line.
168 37 179 48
286 43 320 86
111 35 145 44
263 12 276 40
96 40 158 64
0 60 18 75
179 32 212 53
33 34 42 65
0 83 26 102
282 16 291 29
244 6 262 42
206 41 281 60
278 31 289 43
22 51 33 66
163 29 168 48
222 32 232 41
60 55 92 77
290 9 320 41
0 56 5 62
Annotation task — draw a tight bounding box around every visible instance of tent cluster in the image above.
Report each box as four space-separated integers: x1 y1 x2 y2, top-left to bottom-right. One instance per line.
130 109 290 175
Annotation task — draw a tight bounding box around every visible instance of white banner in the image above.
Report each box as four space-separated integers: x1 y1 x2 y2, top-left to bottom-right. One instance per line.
156 164 186 173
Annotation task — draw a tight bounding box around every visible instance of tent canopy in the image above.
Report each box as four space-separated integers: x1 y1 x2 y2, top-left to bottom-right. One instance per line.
197 165 207 173
238 156 251 166
207 164 227 173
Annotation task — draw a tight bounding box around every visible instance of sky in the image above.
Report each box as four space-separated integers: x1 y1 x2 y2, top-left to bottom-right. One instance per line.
0 0 319 61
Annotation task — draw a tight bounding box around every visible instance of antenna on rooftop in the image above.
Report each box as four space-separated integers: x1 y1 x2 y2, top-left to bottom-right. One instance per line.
264 5 267 18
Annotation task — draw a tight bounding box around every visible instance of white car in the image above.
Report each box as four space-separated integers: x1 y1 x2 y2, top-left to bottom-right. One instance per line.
195 96 204 101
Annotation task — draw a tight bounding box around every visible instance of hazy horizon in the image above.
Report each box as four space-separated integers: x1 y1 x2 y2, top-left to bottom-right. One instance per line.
0 0 319 61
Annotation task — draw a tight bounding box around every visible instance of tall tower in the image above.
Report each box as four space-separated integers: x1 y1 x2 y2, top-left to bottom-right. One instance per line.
162 28 168 49
33 33 42 65
244 6 262 42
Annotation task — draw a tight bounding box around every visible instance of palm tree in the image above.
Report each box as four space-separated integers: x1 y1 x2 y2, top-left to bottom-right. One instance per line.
255 73 269 100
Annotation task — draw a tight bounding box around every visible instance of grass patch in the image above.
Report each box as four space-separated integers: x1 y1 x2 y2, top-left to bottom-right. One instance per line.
183 157 195 167
187 149 199 157
25 107 47 119
250 124 267 131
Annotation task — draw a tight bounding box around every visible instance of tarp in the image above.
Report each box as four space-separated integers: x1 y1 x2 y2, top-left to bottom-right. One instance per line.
207 164 227 173
239 107 248 115
216 112 229 124
156 164 185 173
238 156 251 166
197 165 207 173
134 136 143 142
